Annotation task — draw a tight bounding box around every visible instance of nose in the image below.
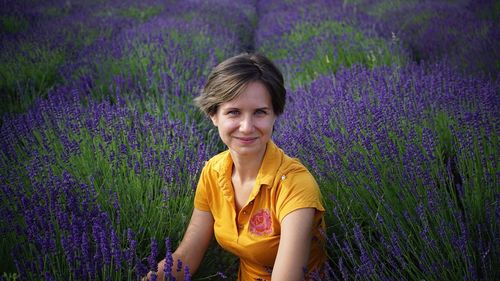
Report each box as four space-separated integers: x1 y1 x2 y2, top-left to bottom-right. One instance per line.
239 115 255 134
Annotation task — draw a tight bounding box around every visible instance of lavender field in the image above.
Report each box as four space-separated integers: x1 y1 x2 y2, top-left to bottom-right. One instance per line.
0 0 498 280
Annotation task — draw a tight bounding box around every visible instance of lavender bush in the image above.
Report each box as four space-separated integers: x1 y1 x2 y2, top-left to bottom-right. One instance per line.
273 62 498 279
0 87 225 279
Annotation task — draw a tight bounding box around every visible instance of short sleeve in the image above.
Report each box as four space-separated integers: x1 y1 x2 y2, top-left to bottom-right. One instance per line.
194 162 211 212
276 170 325 223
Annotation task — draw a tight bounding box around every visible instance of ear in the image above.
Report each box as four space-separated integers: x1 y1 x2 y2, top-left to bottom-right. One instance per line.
210 114 218 127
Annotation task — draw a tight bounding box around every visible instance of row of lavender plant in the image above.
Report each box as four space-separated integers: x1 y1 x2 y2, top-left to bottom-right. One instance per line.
57 0 256 121
255 0 409 90
274 64 498 280
342 0 500 77
1 0 256 279
1 91 224 280
1 0 255 115
0 0 159 114
256 0 499 280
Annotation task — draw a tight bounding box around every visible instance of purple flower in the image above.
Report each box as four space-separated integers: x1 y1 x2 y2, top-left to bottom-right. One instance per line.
126 228 137 267
176 258 183 273
111 229 121 268
164 237 174 280
341 240 354 261
149 238 158 272
81 233 91 274
183 265 191 281
339 257 348 281
216 271 227 279
61 235 74 268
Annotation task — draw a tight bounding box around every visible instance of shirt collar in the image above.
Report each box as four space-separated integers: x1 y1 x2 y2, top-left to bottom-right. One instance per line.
218 151 234 199
215 140 284 198
255 140 283 189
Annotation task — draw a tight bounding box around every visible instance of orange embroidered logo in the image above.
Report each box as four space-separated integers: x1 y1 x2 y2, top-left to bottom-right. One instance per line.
249 209 273 236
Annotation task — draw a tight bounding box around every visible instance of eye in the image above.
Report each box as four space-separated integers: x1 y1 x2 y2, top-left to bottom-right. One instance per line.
255 109 268 115
226 110 239 116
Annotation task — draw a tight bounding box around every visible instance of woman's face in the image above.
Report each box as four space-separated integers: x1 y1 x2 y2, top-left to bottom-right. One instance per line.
210 81 276 159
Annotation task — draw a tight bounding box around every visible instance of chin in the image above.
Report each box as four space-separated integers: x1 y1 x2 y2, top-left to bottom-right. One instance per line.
231 146 258 155
230 142 268 156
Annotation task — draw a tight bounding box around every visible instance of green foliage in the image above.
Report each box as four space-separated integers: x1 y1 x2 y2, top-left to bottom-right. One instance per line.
118 5 163 21
43 6 69 17
1 272 19 281
65 22 113 49
0 105 216 274
260 20 407 89
70 28 218 121
492 0 500 20
66 127 195 244
366 0 410 17
341 0 366 5
0 43 65 114
0 15 29 34
320 115 497 280
98 5 163 22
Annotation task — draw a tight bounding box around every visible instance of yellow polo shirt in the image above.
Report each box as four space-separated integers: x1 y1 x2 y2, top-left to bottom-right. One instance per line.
194 141 326 280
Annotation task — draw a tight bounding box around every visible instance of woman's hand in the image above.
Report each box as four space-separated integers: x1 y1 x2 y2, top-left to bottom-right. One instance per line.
143 209 214 281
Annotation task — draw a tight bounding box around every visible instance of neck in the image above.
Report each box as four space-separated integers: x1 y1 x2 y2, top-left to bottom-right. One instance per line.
230 144 267 183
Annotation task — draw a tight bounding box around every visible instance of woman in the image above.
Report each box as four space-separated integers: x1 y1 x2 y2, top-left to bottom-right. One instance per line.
148 53 326 281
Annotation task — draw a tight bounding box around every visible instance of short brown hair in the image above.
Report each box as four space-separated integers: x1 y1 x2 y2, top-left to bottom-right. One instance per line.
195 53 286 116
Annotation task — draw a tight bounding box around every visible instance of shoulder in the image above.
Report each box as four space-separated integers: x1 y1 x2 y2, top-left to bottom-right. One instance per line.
273 152 325 221
272 152 320 198
280 154 317 185
269 142 313 179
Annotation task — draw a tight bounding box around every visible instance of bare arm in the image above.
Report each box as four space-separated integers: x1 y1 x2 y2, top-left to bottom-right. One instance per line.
271 208 315 281
148 208 214 281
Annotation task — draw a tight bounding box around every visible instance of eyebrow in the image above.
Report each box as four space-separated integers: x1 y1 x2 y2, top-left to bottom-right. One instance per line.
223 107 271 111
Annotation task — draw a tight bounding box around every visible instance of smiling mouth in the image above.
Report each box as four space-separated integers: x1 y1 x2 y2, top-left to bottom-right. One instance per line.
234 137 258 142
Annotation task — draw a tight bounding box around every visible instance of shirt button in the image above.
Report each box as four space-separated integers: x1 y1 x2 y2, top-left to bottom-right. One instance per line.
242 211 247 215
249 201 254 205
238 224 243 229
